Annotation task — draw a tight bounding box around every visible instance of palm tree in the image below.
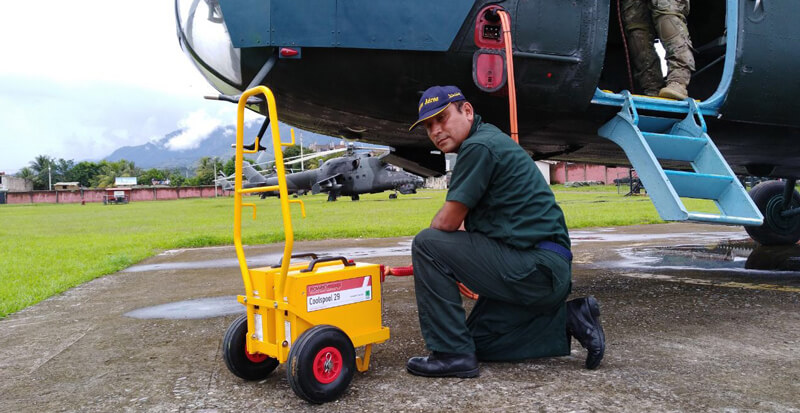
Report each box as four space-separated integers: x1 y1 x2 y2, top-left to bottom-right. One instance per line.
54 158 75 182
28 155 53 174
92 160 141 188
195 157 222 185
16 167 35 181
28 155 54 190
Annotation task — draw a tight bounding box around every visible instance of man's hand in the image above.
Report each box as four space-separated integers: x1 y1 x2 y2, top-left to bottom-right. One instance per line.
430 201 468 232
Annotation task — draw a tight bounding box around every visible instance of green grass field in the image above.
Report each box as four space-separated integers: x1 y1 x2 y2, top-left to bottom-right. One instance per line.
0 187 718 317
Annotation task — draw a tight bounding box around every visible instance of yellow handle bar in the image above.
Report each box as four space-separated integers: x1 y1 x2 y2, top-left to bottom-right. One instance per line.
232 86 305 302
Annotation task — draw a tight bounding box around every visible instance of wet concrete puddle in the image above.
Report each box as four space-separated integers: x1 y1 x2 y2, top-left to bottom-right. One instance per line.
615 239 800 273
124 241 414 319
124 232 800 319
124 241 413 273
607 238 800 293
124 296 244 319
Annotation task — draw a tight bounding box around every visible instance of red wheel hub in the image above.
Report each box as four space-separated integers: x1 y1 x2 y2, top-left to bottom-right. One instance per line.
245 342 268 363
312 346 343 384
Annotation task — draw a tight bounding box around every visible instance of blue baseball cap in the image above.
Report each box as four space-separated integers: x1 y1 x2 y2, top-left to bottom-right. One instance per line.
409 85 466 131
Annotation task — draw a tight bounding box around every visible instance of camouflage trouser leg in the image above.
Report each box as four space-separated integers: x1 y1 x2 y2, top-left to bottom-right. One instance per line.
621 0 665 95
650 0 694 87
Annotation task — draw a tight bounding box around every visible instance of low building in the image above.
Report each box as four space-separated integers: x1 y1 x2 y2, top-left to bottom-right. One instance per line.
0 173 33 192
308 141 347 152
550 162 631 185
54 182 81 191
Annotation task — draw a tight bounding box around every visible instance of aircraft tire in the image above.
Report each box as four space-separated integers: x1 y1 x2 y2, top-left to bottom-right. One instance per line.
222 315 279 380
745 180 800 245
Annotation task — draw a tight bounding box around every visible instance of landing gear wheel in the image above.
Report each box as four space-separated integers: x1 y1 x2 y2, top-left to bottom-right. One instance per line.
286 325 355 404
222 315 279 380
389 193 397 199
745 180 800 245
351 194 360 201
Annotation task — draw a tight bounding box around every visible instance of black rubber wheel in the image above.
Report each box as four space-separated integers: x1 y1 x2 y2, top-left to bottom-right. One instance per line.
286 325 355 404
222 315 279 380
388 193 397 199
351 195 360 201
745 180 800 245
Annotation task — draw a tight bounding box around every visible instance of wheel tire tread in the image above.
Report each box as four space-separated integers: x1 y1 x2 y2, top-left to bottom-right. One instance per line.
286 325 355 404
222 314 278 380
745 180 800 245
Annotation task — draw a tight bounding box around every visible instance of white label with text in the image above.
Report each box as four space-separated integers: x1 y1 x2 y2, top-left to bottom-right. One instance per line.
307 276 372 312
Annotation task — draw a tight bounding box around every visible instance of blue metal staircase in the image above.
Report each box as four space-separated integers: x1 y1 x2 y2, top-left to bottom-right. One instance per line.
597 92 763 226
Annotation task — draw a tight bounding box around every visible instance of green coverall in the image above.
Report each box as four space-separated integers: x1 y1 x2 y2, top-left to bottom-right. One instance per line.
411 115 572 361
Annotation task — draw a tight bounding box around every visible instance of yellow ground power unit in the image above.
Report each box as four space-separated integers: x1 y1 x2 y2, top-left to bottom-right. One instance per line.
221 87 390 404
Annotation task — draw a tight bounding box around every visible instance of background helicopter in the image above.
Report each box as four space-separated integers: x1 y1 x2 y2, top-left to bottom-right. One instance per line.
216 142 424 201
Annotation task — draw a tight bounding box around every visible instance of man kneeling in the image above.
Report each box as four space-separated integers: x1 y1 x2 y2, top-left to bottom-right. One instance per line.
406 86 606 377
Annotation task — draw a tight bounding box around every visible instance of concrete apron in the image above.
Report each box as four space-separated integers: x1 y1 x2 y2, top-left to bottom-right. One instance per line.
1 223 798 412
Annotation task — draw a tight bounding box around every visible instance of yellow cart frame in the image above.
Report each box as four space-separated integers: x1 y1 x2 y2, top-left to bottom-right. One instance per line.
225 86 390 403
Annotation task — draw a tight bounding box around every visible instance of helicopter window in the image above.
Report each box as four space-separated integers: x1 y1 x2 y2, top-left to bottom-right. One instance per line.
176 0 243 86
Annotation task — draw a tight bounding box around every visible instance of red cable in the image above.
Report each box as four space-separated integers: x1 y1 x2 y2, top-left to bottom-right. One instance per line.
383 265 479 300
382 10 519 300
386 265 414 276
498 10 519 144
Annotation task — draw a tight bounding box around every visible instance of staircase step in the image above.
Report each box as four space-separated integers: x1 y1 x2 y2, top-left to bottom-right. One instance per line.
642 133 708 162
685 212 764 226
664 170 732 200
596 91 762 226
637 115 679 134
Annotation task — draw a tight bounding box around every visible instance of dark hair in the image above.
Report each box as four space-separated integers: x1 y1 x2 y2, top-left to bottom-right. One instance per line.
453 100 467 113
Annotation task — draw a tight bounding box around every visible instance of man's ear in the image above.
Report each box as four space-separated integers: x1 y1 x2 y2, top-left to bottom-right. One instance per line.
464 102 474 122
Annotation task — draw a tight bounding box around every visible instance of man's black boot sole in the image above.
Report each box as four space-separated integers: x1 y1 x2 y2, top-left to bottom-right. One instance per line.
406 365 480 378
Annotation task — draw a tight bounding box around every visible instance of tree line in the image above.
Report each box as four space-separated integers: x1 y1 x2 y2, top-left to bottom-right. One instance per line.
15 155 234 190
14 145 327 190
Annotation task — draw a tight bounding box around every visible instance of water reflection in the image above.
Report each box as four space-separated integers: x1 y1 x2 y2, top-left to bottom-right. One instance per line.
745 244 800 271
124 296 243 319
621 239 800 273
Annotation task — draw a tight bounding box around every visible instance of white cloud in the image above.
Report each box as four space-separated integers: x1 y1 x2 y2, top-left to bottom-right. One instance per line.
0 1 295 173
0 1 216 97
166 110 223 151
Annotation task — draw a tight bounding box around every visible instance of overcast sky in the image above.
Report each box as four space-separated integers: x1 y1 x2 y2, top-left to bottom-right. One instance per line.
0 1 261 173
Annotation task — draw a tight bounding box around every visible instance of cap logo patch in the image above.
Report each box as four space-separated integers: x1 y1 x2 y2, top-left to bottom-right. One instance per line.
419 96 440 113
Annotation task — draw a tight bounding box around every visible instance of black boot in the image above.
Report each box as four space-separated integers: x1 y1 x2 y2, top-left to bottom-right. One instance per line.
567 296 605 369
406 352 479 378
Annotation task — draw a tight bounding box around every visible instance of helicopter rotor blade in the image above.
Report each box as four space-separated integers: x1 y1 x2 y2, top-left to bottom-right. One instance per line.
284 147 348 164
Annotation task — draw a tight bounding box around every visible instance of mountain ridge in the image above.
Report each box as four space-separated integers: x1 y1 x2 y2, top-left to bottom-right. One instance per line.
104 123 345 170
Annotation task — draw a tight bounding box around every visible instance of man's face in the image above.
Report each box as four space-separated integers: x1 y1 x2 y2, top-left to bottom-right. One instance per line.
423 102 474 153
